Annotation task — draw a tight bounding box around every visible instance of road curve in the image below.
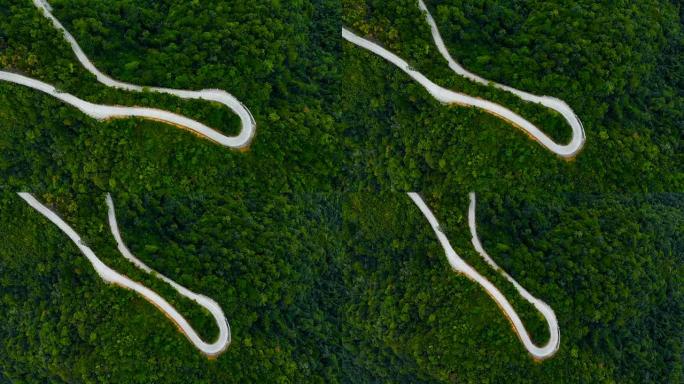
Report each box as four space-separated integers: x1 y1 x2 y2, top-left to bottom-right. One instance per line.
343 1 585 158
417 0 584 157
467 192 559 359
408 192 559 360
0 71 249 147
18 193 231 357
0 0 255 149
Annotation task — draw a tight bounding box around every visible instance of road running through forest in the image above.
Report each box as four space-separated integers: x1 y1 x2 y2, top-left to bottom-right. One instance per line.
19 193 231 357
343 0 585 158
0 0 255 149
408 192 560 360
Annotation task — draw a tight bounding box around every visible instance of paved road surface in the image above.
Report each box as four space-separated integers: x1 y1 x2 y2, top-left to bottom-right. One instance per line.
343 0 585 158
19 193 231 357
0 0 255 149
408 192 559 360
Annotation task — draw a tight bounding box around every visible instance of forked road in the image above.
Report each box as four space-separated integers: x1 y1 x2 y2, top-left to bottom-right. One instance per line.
19 193 231 357
0 0 255 149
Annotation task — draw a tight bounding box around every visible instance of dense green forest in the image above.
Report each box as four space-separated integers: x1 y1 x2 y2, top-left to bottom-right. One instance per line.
339 191 682 383
341 0 682 194
0 191 351 382
0 0 341 193
1 0 682 382
0 191 681 382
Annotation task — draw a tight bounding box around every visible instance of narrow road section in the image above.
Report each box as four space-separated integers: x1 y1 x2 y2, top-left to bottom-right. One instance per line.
467 192 559 359
19 192 231 357
0 72 250 147
0 0 255 149
408 192 560 360
417 0 584 157
343 0 585 158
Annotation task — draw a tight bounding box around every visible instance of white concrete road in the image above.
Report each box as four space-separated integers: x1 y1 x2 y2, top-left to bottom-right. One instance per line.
343 0 585 158
19 193 231 357
0 0 255 149
344 0 569 359
408 192 559 360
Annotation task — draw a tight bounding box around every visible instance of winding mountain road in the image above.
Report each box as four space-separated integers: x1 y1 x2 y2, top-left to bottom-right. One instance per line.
408 192 559 360
0 0 255 149
345 0 569 359
19 193 231 357
343 0 585 158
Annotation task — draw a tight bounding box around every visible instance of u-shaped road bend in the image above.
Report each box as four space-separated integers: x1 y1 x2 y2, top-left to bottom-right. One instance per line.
0 0 255 149
343 0 585 159
408 192 560 360
19 192 231 357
